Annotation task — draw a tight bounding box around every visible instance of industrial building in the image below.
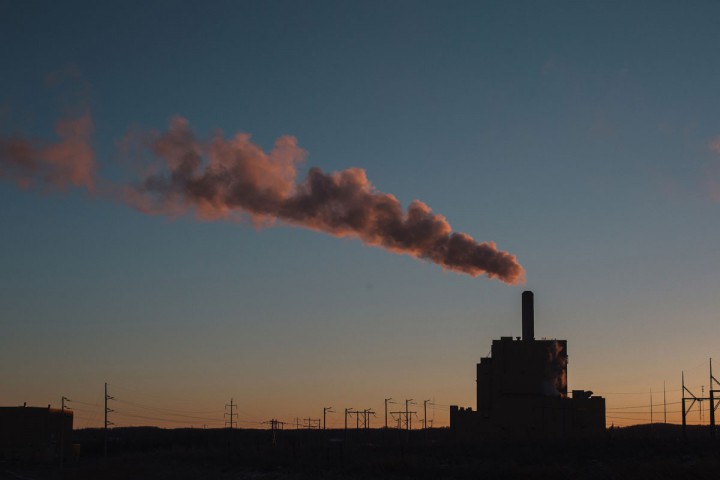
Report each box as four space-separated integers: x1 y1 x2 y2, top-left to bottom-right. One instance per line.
450 291 605 439
0 405 73 461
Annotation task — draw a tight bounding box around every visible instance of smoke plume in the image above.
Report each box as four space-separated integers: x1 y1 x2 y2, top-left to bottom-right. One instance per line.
1 113 525 284
0 113 95 191
543 341 568 397
709 135 720 154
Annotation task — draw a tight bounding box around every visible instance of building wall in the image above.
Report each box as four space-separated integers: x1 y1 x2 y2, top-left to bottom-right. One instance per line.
489 338 568 399
453 336 604 440
0 406 74 461
451 395 605 440
477 358 492 414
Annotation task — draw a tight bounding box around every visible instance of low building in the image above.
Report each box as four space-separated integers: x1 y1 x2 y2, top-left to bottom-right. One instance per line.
0 405 73 461
450 291 605 439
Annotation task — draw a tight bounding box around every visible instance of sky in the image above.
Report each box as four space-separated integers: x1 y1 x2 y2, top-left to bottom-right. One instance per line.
1 0 720 429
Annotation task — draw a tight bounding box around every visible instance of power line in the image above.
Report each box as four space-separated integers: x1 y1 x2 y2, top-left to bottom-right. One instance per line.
113 399 222 421
607 401 682 410
112 411 225 426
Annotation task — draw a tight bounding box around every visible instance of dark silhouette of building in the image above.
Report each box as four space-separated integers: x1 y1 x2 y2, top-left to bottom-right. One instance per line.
450 291 605 439
0 405 73 461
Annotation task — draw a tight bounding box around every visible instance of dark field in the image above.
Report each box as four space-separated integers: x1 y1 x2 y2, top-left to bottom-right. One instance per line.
2 425 720 479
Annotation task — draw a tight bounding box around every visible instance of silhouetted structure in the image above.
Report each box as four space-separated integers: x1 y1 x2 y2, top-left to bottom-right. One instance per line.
0 405 73 461
681 360 720 439
450 291 605 439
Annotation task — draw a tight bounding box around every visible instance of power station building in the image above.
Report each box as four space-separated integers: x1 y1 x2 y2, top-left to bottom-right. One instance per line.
0 405 74 461
450 291 605 439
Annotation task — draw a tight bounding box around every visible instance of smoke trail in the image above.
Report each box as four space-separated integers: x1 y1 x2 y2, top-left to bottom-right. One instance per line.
0 113 526 284
0 113 95 191
124 117 525 284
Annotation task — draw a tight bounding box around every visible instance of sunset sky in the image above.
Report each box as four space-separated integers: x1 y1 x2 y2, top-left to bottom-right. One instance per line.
2 0 720 429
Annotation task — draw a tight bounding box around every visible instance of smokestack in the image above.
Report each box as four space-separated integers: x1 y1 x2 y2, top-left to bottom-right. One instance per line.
522 290 534 341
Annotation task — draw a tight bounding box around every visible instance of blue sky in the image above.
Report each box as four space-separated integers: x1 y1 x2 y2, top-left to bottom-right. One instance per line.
1 0 719 428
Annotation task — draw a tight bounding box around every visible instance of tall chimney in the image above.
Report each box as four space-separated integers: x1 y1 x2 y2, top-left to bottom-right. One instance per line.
522 290 534 341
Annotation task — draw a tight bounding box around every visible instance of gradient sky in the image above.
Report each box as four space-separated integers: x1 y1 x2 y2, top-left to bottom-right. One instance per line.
2 0 720 429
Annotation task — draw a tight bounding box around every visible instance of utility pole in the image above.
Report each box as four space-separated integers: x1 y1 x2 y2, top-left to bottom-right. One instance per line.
104 383 114 458
384 398 395 429
60 396 70 466
664 381 667 424
650 389 653 425
405 399 415 431
682 371 687 439
423 400 432 430
344 410 362 430
345 408 351 432
323 407 334 430
711 358 719 439
705 357 720 439
225 398 237 429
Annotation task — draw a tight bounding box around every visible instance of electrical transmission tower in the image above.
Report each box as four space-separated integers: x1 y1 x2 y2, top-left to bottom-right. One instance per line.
262 419 286 430
711 358 720 438
104 383 114 458
60 396 70 466
342 409 367 430
682 359 720 439
390 409 417 430
304 418 321 429
262 419 285 446
361 409 376 429
225 398 238 429
351 409 361 429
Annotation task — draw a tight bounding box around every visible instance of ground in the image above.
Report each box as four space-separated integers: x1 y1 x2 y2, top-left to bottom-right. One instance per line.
1 426 719 479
